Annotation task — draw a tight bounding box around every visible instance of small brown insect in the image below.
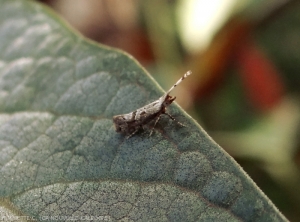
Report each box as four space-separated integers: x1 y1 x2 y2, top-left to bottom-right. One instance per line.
113 71 192 138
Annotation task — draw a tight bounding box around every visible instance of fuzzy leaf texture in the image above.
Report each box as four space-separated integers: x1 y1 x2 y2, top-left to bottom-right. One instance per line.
0 0 287 221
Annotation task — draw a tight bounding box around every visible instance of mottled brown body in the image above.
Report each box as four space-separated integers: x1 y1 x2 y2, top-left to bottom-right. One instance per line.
113 71 191 138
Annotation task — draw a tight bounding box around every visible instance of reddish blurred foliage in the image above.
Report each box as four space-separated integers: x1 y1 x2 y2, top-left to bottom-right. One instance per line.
190 18 284 112
40 0 154 65
237 40 284 111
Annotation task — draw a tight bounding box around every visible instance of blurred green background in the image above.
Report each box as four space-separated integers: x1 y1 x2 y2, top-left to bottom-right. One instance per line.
39 0 300 220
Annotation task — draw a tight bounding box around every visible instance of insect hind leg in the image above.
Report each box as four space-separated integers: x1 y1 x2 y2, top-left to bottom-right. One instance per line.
126 126 141 139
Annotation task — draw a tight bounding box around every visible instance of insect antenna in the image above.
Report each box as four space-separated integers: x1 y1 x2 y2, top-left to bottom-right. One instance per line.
165 70 192 95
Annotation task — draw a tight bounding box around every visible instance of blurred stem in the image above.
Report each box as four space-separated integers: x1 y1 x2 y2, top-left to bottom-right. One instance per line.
139 0 183 69
264 162 300 205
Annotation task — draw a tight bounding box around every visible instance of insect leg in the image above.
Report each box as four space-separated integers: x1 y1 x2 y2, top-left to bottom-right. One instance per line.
149 115 161 136
164 112 185 126
126 126 140 139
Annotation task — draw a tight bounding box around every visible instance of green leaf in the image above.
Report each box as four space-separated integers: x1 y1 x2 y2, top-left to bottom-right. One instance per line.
0 0 287 221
